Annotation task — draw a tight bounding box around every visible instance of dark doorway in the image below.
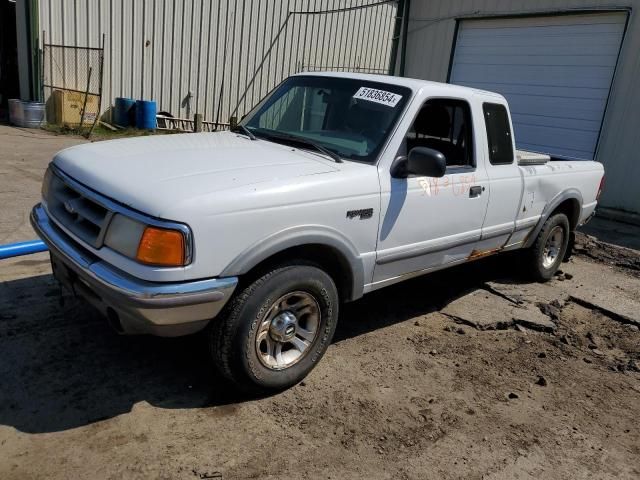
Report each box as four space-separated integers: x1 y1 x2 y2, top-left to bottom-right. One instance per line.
0 0 20 122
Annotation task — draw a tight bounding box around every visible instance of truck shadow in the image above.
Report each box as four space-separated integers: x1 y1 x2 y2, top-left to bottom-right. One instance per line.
336 253 526 342
0 253 526 434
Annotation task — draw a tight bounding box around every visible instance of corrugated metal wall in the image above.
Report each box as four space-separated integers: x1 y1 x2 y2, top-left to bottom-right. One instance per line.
39 0 398 124
403 0 640 214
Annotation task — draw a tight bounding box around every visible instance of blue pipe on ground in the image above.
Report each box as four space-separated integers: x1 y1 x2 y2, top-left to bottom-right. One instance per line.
0 240 48 260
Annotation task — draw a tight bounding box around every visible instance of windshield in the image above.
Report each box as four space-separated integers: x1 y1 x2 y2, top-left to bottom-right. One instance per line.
241 76 412 163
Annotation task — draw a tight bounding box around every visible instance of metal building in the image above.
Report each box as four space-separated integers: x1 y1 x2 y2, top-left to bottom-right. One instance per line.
8 0 399 127
6 0 638 217
401 0 640 217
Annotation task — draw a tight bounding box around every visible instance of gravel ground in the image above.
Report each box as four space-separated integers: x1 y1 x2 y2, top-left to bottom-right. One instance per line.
0 125 639 479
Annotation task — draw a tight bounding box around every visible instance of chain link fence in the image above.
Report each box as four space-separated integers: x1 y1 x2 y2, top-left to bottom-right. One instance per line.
42 42 104 136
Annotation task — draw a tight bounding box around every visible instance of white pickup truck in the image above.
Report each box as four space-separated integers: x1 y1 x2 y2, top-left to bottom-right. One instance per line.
32 72 604 392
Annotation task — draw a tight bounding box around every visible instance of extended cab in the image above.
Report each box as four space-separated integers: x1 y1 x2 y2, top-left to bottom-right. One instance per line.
31 73 605 391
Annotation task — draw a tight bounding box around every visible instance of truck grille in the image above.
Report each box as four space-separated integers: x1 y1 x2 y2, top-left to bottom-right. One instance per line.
46 171 113 248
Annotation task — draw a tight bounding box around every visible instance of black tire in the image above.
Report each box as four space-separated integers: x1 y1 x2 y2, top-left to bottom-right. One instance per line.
524 213 570 282
209 263 339 393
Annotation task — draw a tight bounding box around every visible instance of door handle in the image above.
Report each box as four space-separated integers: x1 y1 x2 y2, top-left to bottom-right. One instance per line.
469 185 484 198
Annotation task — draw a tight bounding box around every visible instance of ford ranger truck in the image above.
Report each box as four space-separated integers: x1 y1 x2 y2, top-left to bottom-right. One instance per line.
31 72 605 392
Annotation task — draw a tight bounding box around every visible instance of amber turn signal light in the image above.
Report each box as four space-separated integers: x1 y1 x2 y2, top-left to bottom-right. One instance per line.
136 226 186 267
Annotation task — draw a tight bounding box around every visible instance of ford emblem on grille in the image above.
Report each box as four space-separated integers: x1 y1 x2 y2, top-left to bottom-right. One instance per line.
64 199 76 215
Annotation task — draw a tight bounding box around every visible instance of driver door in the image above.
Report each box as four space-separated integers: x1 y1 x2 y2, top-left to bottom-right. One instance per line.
373 98 489 286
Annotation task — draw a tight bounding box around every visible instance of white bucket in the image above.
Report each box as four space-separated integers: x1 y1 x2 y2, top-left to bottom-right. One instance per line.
21 102 46 128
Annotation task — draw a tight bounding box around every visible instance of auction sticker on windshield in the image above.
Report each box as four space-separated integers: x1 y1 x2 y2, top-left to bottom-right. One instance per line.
353 87 402 107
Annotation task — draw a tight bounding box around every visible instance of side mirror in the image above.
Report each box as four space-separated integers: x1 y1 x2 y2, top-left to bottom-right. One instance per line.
391 147 447 178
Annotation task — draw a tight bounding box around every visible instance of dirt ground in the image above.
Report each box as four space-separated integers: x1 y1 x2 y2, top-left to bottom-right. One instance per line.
0 126 87 245
1 125 639 479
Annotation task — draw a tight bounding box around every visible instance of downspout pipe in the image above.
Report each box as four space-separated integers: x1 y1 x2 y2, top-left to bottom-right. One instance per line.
399 0 410 77
388 0 406 75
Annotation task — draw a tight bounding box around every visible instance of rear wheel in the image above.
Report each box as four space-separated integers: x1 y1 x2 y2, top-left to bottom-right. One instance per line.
524 213 570 282
209 263 339 393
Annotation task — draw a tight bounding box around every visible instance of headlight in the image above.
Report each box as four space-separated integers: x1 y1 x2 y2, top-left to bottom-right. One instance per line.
104 214 147 258
104 214 189 267
136 226 186 267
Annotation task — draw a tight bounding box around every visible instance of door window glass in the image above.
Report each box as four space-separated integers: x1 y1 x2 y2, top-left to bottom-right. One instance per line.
406 99 474 168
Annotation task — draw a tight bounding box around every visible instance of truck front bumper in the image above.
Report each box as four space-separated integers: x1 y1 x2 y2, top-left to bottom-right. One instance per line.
30 203 238 337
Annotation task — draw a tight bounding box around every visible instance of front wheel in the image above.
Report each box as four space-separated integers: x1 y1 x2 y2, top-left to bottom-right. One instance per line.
209 264 339 393
524 213 570 282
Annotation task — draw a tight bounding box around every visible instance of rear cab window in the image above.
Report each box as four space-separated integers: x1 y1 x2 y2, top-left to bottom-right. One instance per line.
483 103 514 165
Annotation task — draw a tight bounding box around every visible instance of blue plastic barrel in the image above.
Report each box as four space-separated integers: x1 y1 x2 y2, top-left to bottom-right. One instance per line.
135 100 157 130
114 97 136 127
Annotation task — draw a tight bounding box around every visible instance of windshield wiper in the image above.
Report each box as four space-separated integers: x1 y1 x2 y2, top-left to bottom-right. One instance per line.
231 124 256 140
256 130 343 163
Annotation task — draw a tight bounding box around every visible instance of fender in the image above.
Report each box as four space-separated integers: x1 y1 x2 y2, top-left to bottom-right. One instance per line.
523 188 583 249
219 225 366 301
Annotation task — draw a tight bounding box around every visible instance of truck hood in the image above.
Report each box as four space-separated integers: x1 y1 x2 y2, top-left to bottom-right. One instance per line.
52 131 340 217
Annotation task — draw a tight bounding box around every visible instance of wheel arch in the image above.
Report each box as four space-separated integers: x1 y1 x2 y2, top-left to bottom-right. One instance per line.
219 226 365 302
523 189 582 249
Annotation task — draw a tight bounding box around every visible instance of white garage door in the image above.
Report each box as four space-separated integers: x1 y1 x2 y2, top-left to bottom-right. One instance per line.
450 13 627 160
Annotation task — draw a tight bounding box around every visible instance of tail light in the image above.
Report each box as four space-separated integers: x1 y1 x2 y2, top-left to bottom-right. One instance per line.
596 175 605 201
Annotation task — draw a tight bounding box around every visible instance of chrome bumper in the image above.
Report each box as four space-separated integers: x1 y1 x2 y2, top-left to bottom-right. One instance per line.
30 203 238 336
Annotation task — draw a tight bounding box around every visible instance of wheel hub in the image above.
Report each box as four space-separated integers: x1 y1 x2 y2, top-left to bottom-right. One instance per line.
542 225 564 269
269 311 297 342
255 291 321 370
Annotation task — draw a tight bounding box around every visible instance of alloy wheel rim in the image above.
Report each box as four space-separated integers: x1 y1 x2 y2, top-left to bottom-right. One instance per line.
255 291 320 370
542 226 564 269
